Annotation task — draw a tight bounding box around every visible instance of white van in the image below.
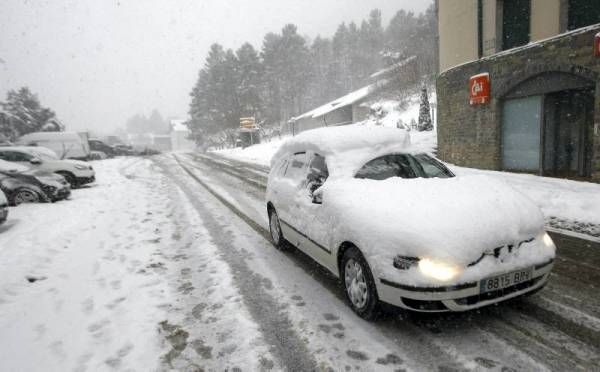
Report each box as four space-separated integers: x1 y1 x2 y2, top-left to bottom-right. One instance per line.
17 132 90 160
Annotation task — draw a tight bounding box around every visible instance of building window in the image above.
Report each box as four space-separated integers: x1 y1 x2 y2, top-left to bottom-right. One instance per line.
502 95 542 172
568 0 600 31
501 0 531 50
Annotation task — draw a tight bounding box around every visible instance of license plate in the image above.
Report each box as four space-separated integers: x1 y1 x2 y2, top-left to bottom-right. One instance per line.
480 267 533 294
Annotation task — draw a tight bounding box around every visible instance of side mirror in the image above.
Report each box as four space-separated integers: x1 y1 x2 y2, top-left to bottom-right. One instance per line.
29 157 42 165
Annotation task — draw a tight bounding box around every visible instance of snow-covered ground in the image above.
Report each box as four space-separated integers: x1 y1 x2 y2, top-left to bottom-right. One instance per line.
0 157 276 371
215 99 600 239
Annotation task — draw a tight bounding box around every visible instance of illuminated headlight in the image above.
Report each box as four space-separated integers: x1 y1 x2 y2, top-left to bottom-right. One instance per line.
542 233 555 249
74 164 88 170
418 258 462 282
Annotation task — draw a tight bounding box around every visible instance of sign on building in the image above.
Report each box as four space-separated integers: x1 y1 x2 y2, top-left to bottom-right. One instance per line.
469 73 490 105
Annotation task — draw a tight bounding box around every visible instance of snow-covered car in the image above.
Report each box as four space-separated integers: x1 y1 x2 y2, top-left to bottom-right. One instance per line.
266 125 556 319
0 190 8 225
0 146 95 187
0 160 71 204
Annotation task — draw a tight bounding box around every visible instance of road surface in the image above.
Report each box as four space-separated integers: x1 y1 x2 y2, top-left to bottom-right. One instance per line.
0 154 598 371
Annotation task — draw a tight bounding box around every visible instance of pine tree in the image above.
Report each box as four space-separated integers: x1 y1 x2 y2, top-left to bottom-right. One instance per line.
0 87 63 140
418 85 433 131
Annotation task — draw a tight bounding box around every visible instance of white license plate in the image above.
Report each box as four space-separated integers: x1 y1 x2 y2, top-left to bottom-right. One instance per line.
480 267 533 294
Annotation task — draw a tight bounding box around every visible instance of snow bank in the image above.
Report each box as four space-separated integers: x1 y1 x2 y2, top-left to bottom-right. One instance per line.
214 137 285 167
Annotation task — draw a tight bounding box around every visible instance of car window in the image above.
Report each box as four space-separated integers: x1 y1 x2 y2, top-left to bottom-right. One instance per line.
307 154 328 183
355 154 454 180
284 152 307 180
355 154 416 180
273 157 289 177
411 154 455 178
0 151 32 162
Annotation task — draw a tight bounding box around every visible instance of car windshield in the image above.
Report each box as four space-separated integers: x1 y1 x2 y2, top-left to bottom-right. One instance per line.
30 150 58 160
355 153 454 180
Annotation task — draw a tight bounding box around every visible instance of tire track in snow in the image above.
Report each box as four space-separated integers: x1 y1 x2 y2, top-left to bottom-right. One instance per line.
156 156 318 371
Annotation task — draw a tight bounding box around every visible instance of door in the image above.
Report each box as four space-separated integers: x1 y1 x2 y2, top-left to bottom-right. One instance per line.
502 95 542 172
276 152 307 247
543 89 594 178
296 153 336 270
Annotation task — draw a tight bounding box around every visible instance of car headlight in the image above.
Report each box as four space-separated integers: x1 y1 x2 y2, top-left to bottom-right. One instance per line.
74 164 88 170
418 258 462 282
542 232 555 249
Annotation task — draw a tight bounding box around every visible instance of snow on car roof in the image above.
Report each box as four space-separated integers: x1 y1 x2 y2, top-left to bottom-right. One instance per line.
272 124 411 178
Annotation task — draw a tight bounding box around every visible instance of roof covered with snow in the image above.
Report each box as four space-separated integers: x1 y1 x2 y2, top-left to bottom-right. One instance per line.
293 81 385 121
369 55 416 80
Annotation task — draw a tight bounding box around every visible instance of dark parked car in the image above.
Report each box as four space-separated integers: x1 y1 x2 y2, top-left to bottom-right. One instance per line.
88 139 115 157
0 161 71 205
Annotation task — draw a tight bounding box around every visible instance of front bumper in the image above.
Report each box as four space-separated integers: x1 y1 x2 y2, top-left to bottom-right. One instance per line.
377 259 554 312
76 175 96 185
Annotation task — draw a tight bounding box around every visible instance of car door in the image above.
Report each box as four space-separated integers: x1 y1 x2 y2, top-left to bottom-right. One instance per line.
275 152 308 248
294 153 336 270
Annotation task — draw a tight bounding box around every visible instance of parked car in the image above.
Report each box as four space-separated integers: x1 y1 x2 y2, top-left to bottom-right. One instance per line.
113 144 136 156
89 151 108 160
266 125 556 319
0 190 8 225
0 146 95 187
88 139 115 157
0 159 70 204
17 131 91 160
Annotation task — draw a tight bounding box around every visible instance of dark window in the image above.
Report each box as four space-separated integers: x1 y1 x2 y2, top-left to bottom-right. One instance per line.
307 154 328 183
306 154 328 193
0 151 32 162
502 0 530 51
568 0 600 30
411 154 455 178
355 154 454 181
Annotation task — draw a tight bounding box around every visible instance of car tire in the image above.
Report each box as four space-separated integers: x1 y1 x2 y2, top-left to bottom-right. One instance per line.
12 188 41 205
268 208 288 250
341 246 380 320
57 171 77 188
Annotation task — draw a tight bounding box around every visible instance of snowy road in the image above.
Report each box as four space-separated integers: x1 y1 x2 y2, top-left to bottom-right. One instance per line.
1 155 599 371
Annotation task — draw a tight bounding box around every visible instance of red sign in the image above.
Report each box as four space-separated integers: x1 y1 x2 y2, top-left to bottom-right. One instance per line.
469 73 490 105
595 33 600 57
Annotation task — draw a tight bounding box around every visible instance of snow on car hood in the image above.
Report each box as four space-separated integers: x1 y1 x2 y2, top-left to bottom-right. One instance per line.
321 174 544 266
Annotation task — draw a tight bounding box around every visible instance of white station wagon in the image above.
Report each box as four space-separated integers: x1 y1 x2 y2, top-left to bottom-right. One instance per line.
266 125 556 319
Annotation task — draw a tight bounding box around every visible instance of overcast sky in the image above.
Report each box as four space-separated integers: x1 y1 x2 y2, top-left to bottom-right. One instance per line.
0 0 431 134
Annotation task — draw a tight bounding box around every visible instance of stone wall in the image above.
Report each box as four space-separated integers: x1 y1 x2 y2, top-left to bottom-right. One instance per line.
437 25 600 181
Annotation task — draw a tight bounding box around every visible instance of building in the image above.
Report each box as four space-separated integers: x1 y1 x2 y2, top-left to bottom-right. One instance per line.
290 84 376 134
290 56 418 134
170 119 196 151
437 0 600 181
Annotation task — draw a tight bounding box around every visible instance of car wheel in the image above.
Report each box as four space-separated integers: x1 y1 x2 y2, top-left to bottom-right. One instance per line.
13 189 41 205
342 247 380 320
268 208 287 250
